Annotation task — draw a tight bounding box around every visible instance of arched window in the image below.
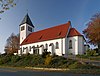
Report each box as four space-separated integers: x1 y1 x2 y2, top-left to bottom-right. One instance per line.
49 43 53 46
40 45 43 47
32 46 35 49
20 48 22 51
45 43 48 49
69 40 72 49
26 47 28 53
23 47 26 52
29 46 31 51
37 45 39 48
32 46 35 51
56 42 59 49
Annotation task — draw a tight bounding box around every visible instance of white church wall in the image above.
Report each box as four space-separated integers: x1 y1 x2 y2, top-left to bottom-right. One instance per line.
68 36 84 55
65 26 72 55
65 37 69 55
20 38 63 56
20 24 34 44
26 24 34 36
61 38 66 55
78 36 84 54
18 49 21 55
39 47 43 55
68 36 78 55
20 24 27 44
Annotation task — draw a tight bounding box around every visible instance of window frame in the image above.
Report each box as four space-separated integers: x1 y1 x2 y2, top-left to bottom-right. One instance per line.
21 26 25 31
69 40 72 49
45 43 48 49
28 26 32 32
56 42 59 49
29 46 31 51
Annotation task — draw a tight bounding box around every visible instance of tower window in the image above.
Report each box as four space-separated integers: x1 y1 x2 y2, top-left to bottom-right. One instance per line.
69 40 72 49
21 26 25 31
28 26 32 32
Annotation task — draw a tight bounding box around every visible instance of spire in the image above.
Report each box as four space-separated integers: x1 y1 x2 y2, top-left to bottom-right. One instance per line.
20 13 34 27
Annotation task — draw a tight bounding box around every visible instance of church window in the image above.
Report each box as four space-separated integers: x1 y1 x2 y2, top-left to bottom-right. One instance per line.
21 26 25 31
56 42 59 49
23 47 26 52
20 48 22 50
45 44 48 49
28 26 32 32
49 43 53 46
40 45 43 47
37 45 39 48
20 48 22 52
26 47 28 52
32 46 35 50
29 46 31 51
69 40 72 49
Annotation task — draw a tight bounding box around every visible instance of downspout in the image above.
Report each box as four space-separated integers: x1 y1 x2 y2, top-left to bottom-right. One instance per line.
78 36 79 55
61 38 63 55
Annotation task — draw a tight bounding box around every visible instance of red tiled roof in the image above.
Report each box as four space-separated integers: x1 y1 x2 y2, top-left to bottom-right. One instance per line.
68 28 82 37
21 21 71 45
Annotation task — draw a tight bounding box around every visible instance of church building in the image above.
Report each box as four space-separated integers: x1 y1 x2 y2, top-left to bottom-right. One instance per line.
18 14 85 56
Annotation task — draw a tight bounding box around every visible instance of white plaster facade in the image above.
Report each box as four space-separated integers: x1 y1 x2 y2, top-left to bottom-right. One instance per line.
67 36 84 55
20 24 34 44
18 35 85 56
19 38 65 56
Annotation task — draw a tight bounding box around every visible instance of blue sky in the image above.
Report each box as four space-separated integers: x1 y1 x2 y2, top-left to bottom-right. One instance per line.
0 0 100 53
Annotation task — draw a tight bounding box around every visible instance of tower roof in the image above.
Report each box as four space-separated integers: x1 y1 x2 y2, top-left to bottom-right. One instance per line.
20 14 34 27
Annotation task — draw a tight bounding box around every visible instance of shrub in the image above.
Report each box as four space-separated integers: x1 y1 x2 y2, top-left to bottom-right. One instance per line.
11 55 20 63
0 58 3 64
31 55 44 66
44 55 52 66
1 55 11 64
42 51 51 58
86 50 98 56
68 62 83 69
76 54 88 58
50 56 68 68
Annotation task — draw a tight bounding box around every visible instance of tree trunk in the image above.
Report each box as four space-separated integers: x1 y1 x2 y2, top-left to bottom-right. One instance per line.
98 43 100 54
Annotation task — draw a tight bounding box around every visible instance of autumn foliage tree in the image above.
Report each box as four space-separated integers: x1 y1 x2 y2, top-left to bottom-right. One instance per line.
83 13 100 54
4 33 19 54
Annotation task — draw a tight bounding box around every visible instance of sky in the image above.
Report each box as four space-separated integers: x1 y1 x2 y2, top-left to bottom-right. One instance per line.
0 0 100 53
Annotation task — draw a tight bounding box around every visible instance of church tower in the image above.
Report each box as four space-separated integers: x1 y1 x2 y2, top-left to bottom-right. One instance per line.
19 14 34 44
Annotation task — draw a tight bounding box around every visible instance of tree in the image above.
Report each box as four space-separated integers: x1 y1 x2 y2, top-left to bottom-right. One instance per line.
83 13 100 54
0 0 16 14
4 33 19 54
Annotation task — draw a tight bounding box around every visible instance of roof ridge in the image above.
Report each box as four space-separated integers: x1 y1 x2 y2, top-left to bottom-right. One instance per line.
21 21 71 45
31 21 71 34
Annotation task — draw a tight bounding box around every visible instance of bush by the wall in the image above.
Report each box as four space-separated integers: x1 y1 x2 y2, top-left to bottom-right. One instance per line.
0 54 99 69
